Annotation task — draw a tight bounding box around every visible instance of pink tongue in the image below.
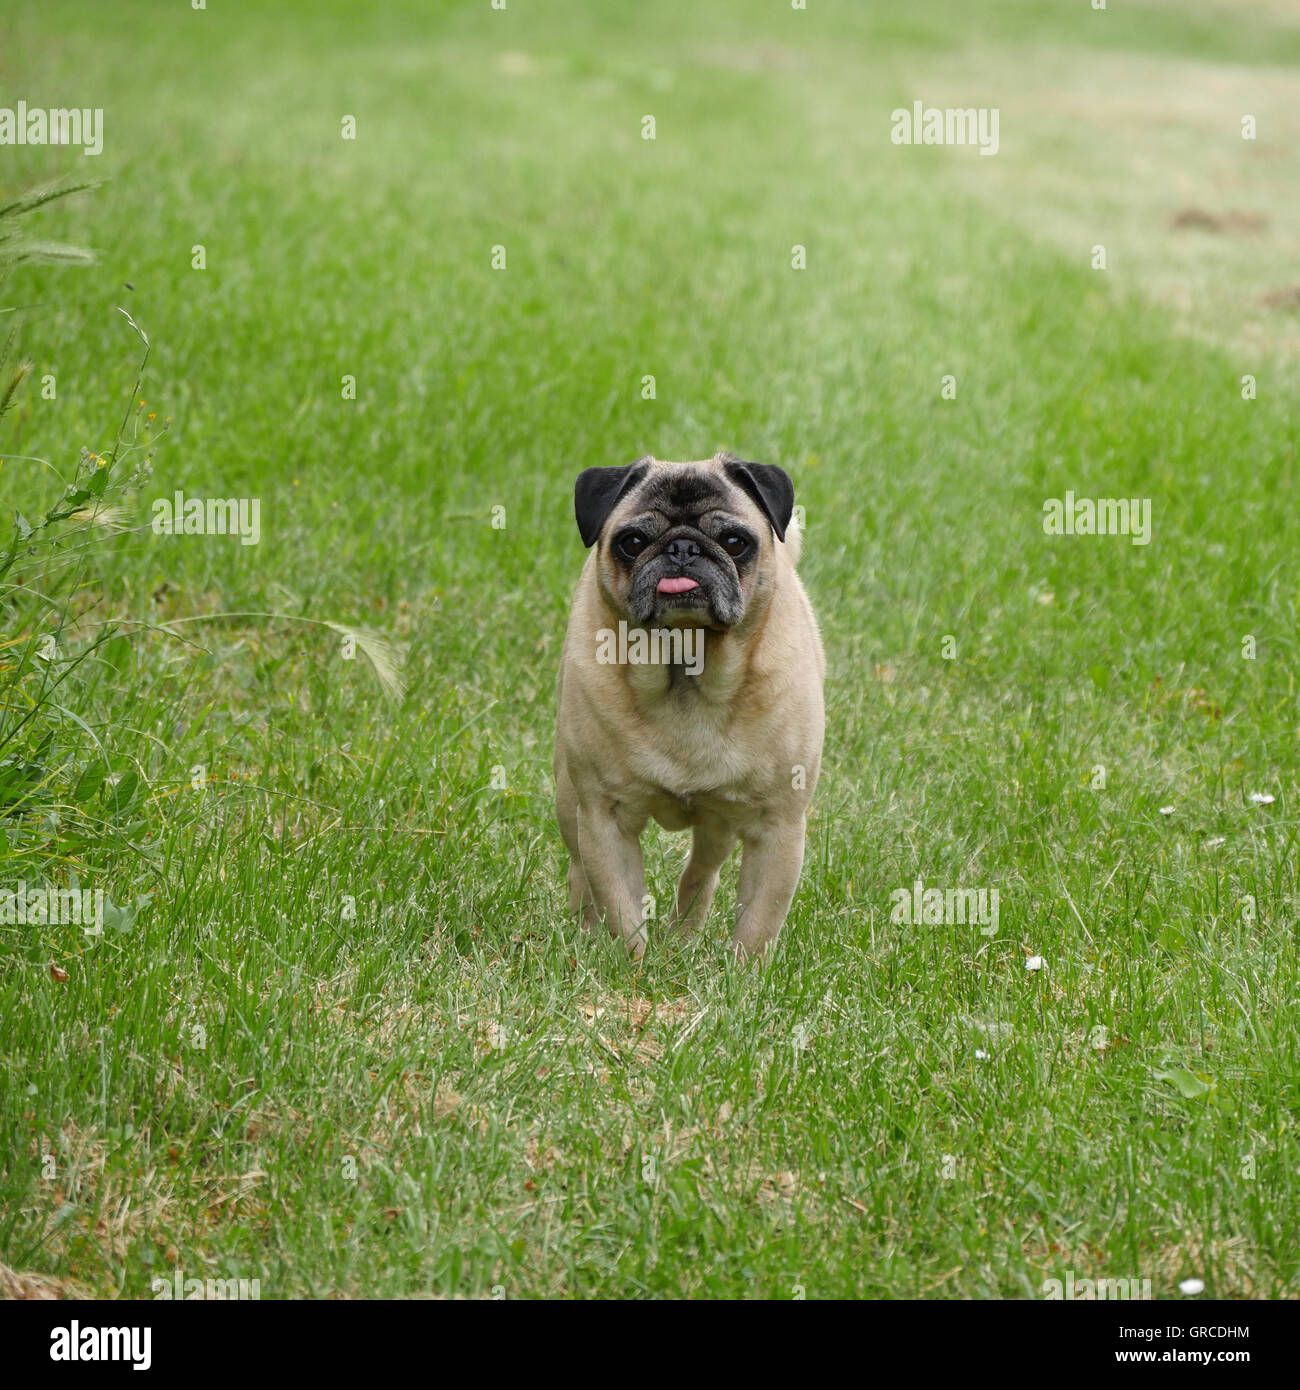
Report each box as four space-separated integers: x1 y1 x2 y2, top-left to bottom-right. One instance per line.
657 576 700 594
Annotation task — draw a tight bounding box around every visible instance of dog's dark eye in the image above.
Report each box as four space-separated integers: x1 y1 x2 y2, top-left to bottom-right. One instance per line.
617 531 648 560
721 533 750 558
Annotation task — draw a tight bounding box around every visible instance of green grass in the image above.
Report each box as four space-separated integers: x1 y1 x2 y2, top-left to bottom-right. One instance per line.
1 0 1298 1299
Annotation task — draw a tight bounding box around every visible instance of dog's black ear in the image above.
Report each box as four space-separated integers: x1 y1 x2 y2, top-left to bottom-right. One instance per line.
723 458 794 542
574 461 647 547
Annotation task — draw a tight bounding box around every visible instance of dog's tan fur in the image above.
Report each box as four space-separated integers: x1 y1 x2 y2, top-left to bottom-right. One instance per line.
554 453 824 959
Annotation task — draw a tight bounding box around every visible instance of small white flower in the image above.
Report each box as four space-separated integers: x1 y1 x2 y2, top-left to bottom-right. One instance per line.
1205 836 1227 849
975 1049 990 1060
1025 956 1045 972
1249 792 1275 806
1159 805 1175 816
1179 1278 1205 1296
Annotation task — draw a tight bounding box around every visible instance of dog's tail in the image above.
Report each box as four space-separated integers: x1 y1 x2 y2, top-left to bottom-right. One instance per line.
781 512 802 567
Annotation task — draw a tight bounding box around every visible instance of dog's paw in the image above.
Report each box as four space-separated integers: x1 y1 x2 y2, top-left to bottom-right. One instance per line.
618 924 648 960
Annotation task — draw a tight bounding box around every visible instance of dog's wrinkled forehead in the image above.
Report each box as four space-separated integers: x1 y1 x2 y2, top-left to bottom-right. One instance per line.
574 452 794 547
626 463 744 522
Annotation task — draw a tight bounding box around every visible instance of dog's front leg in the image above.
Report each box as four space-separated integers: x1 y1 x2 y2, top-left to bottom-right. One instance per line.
733 815 807 960
577 802 649 959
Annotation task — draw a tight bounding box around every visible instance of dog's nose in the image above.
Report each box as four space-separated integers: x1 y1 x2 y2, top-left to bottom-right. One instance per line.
665 537 701 567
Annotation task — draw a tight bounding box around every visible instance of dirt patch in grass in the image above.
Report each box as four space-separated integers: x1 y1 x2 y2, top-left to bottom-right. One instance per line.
0 1262 92 1300
910 42 1300 376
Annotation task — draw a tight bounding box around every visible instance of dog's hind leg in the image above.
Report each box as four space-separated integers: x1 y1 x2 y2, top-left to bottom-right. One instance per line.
556 763 598 932
674 818 737 935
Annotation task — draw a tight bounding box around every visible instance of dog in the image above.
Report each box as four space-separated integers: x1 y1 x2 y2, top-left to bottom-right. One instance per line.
554 451 824 960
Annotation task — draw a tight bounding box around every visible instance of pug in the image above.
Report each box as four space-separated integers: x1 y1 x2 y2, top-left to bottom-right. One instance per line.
554 452 824 960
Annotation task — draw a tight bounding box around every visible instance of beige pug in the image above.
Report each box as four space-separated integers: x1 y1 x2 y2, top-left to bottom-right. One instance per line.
554 452 824 960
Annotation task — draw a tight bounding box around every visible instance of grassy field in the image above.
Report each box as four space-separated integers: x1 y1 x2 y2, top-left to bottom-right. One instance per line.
1 0 1298 1300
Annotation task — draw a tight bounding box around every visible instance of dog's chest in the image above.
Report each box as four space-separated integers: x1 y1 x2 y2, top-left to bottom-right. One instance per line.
627 695 756 812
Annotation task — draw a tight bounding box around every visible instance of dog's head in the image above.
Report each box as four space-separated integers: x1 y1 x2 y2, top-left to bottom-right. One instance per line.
573 452 795 630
